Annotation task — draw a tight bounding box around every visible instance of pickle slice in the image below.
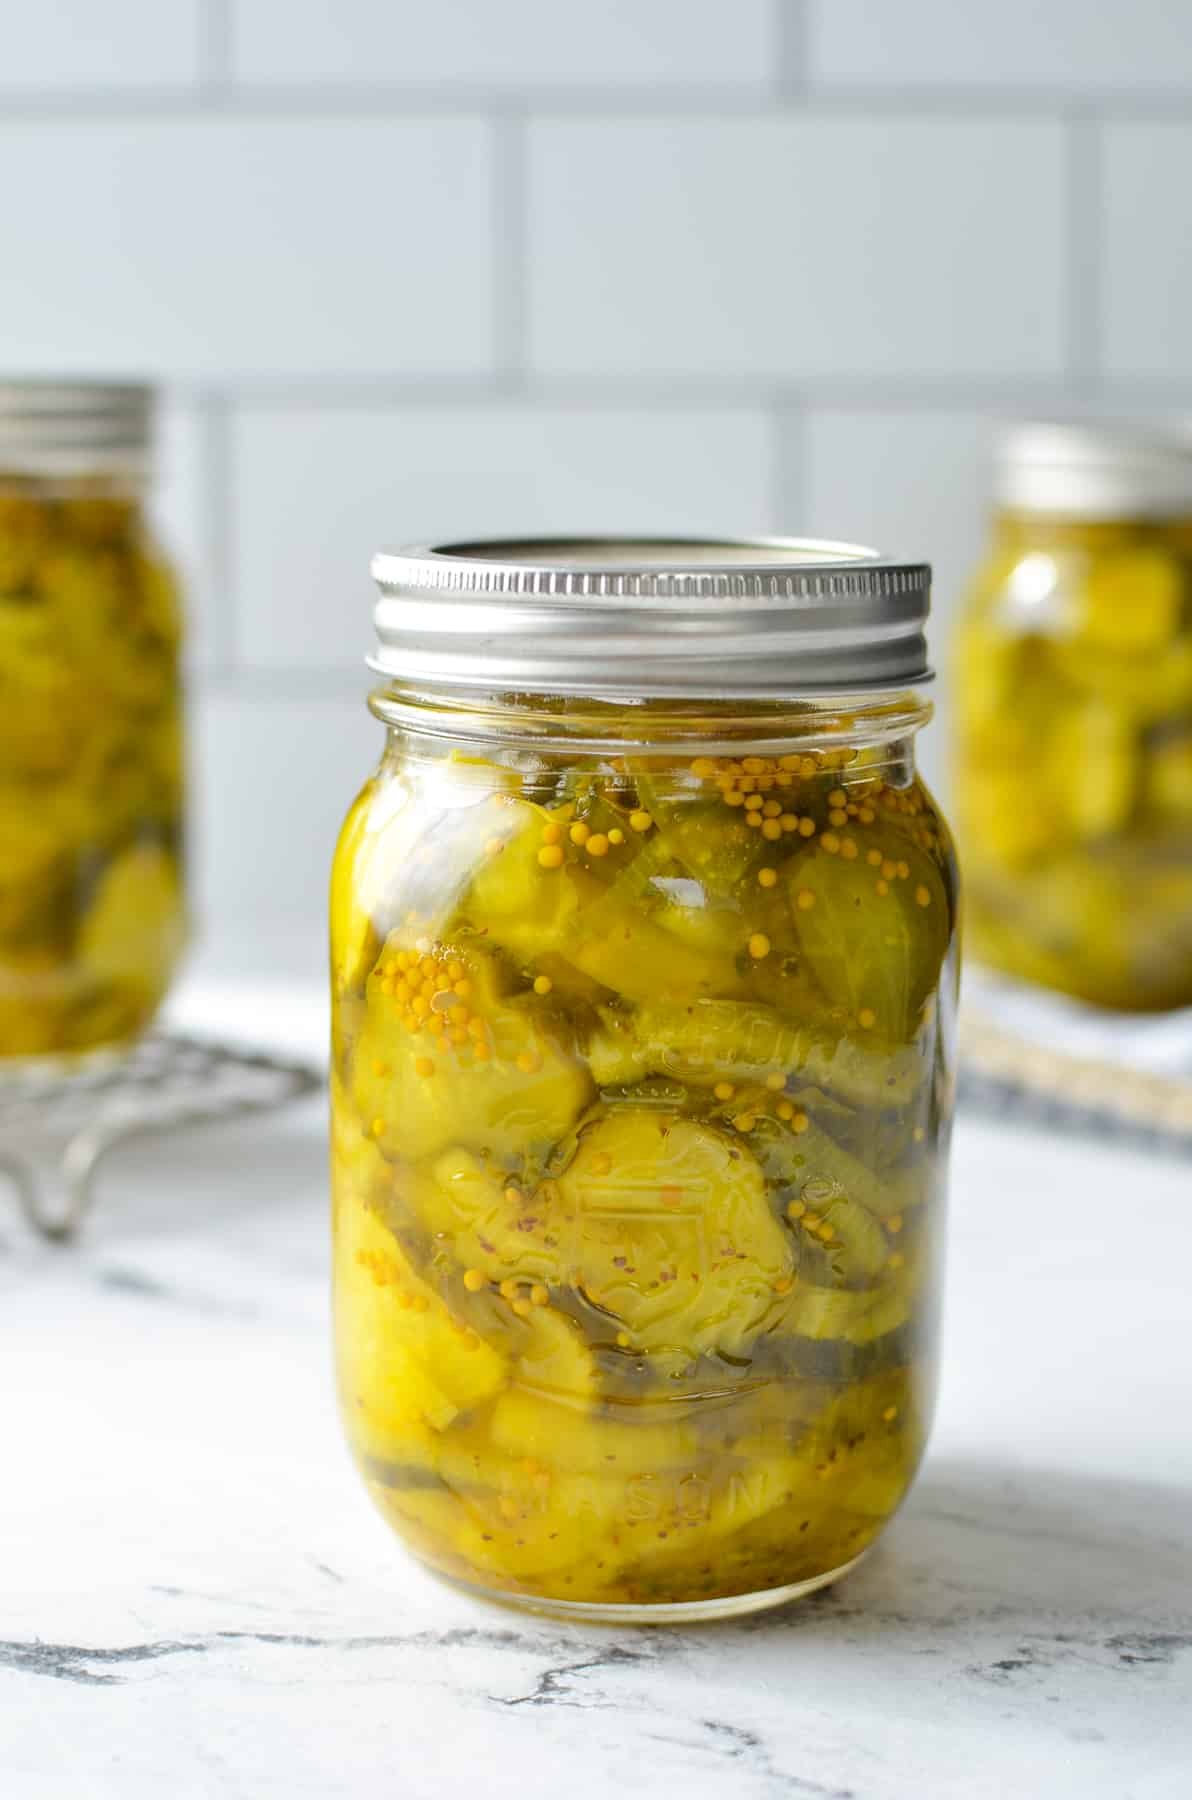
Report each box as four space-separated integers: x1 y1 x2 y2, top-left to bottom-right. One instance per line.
787 829 948 1040
334 1199 507 1461
748 1115 893 1287
588 998 924 1111
350 940 592 1164
1047 700 1137 841
409 1150 563 1288
78 843 184 1001
490 1388 702 1476
631 773 760 897
459 798 585 965
554 1106 792 1357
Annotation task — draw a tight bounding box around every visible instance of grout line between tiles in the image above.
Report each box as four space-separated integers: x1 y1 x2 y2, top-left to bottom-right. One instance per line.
198 0 233 94
197 390 238 679
188 374 1159 412
1064 108 1103 389
0 87 1189 123
775 0 810 100
769 399 805 532
142 374 1192 419
491 109 529 384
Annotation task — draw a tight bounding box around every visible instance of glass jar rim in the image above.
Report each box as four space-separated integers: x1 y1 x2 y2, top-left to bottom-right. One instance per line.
369 682 933 756
370 535 933 699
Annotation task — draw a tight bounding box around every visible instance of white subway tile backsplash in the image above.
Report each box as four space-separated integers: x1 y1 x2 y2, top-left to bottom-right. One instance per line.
1103 123 1192 380
231 0 774 88
528 118 1066 378
0 118 494 378
0 0 202 91
802 408 999 796
192 692 377 929
7 0 1185 928
810 0 1192 93
153 396 221 673
231 403 776 669
803 409 994 624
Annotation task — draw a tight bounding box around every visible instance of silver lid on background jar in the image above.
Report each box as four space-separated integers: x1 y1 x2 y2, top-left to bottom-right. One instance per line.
370 537 932 698
0 380 153 476
996 422 1192 520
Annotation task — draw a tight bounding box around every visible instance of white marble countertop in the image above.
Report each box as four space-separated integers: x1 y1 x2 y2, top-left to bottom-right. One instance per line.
2 956 1190 1799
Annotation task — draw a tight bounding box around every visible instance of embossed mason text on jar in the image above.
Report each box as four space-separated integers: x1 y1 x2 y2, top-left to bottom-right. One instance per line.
330 537 959 1622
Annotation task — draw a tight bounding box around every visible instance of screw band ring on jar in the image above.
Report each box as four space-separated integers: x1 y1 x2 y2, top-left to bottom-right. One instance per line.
370 536 933 698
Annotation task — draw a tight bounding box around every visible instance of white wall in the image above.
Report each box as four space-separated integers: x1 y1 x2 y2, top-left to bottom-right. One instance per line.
5 1 1191 933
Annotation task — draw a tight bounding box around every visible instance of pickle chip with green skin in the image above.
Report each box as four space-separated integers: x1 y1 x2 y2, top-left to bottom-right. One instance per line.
587 998 926 1113
787 827 948 1040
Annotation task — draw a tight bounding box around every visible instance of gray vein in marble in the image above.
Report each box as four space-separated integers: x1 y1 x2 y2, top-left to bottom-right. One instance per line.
310 1558 345 1584
690 1719 857 1800
95 1264 265 1322
498 1642 659 1709
641 1717 847 1800
1106 1633 1192 1667
0 1639 205 1687
0 1622 674 1697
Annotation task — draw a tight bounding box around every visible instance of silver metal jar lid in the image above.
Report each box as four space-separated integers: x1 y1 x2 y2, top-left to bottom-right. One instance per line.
0 379 153 477
996 421 1192 520
370 537 933 698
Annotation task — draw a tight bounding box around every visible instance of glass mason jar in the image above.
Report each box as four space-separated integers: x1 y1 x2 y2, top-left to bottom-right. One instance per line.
953 424 1192 1012
0 382 187 1058
331 537 959 1621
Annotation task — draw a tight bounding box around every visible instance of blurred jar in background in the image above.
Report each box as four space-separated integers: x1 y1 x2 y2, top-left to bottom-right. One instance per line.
0 382 187 1058
953 423 1192 1012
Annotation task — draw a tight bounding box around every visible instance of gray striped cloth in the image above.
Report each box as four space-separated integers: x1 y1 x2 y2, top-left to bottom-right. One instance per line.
959 969 1192 1155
